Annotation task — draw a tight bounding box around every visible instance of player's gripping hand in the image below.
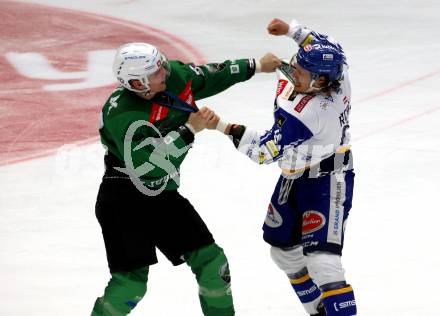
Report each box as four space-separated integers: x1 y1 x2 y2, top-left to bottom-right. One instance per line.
187 107 219 133
259 53 282 72
267 18 289 36
202 107 220 130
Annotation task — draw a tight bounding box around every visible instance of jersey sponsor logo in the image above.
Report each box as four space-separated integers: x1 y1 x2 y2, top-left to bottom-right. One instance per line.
339 300 356 309
281 85 294 99
314 43 338 51
333 299 356 312
276 79 288 96
1 2 205 165
230 64 240 74
149 104 170 123
323 53 334 61
294 95 315 113
331 181 344 236
179 80 196 106
302 211 326 234
304 44 313 52
303 241 319 247
265 203 283 228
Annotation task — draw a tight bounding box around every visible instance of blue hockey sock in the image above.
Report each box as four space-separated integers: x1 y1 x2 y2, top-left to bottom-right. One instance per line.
288 268 321 313
321 284 356 315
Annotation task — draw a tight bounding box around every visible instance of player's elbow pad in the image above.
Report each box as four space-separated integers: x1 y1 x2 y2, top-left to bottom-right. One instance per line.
228 124 246 148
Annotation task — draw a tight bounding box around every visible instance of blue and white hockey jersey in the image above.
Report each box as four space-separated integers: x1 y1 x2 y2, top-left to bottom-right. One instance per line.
236 28 352 175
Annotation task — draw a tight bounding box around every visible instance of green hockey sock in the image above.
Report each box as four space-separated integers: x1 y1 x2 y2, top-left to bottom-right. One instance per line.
186 243 235 316
91 266 149 316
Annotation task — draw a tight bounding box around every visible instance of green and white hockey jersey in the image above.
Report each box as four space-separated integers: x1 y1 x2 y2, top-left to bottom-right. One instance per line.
99 58 256 190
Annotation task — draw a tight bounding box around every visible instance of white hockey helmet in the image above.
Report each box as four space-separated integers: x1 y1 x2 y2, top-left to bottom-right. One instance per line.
112 43 170 93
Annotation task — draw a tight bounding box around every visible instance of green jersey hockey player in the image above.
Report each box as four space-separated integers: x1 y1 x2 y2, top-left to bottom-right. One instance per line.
91 42 281 316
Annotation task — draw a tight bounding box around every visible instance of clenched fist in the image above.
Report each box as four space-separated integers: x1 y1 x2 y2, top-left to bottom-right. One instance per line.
267 18 289 36
259 52 282 73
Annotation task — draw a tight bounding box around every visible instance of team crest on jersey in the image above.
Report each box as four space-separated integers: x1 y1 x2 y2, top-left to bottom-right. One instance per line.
294 95 315 113
320 100 330 110
265 203 283 228
302 211 326 235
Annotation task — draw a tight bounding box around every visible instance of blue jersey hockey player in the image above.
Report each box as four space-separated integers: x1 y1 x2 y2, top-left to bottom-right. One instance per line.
215 18 357 316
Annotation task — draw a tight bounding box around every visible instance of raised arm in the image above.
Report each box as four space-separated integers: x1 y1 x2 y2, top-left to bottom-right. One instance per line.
173 53 281 100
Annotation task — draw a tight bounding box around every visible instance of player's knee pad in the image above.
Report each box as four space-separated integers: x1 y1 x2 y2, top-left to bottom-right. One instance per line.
306 251 345 288
271 246 321 315
186 243 234 316
91 266 149 316
270 245 305 274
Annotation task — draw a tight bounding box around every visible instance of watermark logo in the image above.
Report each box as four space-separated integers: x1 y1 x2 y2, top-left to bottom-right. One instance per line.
115 120 190 196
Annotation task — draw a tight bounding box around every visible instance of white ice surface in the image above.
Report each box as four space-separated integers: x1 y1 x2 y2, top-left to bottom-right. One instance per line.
1 0 440 315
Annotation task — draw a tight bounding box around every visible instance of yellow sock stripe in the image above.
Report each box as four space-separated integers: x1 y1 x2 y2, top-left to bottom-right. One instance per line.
322 285 353 299
289 274 311 285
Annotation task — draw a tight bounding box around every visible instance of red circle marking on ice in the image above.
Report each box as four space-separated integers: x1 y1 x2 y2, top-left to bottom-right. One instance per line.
0 1 206 166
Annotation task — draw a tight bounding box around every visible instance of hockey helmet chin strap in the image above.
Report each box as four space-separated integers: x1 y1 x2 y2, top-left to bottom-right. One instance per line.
305 79 325 94
303 76 324 93
133 83 154 99
305 70 338 94
137 88 153 98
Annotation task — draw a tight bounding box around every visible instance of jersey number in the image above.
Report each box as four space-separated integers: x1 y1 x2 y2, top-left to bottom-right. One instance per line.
340 124 350 145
